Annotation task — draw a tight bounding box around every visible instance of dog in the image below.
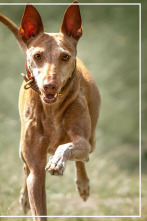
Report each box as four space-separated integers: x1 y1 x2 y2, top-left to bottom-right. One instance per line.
0 1 100 220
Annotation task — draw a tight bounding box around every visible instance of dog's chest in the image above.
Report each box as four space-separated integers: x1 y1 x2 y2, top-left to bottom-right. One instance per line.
42 117 68 155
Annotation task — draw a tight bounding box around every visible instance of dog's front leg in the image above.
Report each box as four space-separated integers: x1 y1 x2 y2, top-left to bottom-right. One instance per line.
46 98 91 176
27 170 46 221
20 125 48 221
45 137 90 176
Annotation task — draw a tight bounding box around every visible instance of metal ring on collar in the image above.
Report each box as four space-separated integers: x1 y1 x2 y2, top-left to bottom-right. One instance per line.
24 79 34 90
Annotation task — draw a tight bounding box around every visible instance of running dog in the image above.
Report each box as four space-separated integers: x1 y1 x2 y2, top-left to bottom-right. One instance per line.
0 1 100 220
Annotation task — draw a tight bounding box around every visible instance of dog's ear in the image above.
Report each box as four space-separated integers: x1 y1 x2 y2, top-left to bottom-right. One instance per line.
19 4 44 45
60 1 82 41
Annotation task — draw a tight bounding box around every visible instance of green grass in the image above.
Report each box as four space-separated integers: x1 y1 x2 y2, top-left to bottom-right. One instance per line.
0 0 147 220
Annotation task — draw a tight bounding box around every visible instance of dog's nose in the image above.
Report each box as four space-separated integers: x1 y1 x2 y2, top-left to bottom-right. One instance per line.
43 81 57 93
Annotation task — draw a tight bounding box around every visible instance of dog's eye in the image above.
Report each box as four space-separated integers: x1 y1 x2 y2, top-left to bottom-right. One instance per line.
62 54 70 61
34 54 41 60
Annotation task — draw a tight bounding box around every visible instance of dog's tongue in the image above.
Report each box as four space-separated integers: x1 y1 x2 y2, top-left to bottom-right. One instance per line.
45 94 55 99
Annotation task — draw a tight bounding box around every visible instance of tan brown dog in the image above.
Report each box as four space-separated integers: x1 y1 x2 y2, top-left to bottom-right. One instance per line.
0 2 100 220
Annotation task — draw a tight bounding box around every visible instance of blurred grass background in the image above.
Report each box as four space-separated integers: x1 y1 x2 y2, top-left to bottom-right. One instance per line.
0 0 146 220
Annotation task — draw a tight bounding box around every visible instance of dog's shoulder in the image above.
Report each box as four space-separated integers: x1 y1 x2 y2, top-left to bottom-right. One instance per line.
77 58 95 85
76 58 101 109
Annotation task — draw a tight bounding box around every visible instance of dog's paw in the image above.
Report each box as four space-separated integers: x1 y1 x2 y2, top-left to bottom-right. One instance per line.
76 179 90 201
45 155 66 176
19 189 30 214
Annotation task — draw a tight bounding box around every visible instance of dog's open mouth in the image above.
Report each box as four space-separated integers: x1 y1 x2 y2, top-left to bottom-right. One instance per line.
41 93 58 104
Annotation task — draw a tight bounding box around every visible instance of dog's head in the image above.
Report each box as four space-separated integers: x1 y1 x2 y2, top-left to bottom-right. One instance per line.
19 1 82 104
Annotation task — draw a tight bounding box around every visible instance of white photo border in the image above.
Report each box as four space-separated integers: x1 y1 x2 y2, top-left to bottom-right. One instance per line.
0 2 141 218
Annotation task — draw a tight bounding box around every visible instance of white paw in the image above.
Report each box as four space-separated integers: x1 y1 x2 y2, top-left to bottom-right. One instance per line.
45 144 71 176
19 189 30 214
76 179 90 201
45 155 66 176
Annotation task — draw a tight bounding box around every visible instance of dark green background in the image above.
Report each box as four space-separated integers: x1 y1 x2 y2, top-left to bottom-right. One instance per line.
0 0 146 220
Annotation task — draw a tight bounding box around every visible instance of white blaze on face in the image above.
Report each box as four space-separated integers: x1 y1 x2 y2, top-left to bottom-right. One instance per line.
43 63 56 79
